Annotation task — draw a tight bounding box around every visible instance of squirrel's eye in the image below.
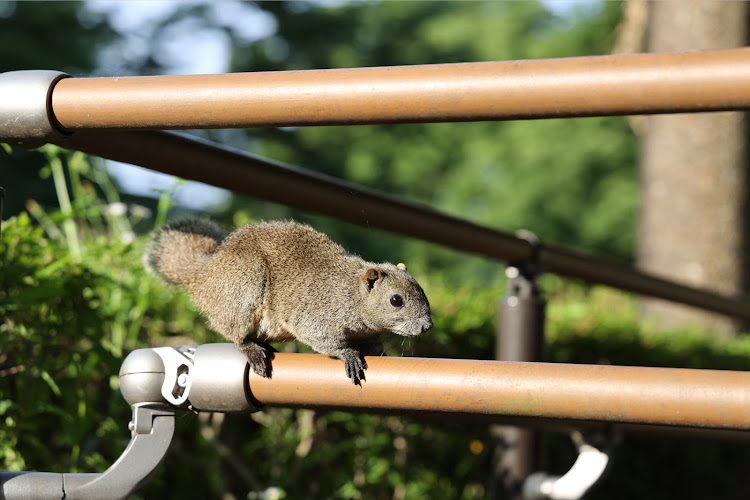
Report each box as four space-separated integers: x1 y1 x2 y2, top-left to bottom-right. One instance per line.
390 294 404 308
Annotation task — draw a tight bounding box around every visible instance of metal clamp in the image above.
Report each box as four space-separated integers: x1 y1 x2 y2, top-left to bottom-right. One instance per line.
152 346 195 406
513 229 544 279
0 70 71 148
118 345 195 409
118 343 259 413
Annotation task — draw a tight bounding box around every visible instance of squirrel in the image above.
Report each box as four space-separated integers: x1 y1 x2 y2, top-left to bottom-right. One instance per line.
145 219 433 384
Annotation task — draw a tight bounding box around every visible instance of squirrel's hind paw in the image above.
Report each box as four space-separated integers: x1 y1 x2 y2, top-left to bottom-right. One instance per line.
239 342 274 378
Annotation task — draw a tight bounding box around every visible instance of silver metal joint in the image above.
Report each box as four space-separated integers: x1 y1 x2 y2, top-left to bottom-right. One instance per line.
118 344 259 413
0 70 71 148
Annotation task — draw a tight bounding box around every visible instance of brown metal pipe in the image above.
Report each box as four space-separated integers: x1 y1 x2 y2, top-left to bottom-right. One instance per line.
51 48 750 131
248 353 750 431
52 130 750 321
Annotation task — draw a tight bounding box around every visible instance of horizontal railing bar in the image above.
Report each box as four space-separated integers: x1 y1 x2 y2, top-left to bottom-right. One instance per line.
49 48 750 131
246 353 750 431
52 130 750 320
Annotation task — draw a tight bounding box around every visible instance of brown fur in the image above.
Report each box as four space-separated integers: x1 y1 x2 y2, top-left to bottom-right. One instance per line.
146 219 433 384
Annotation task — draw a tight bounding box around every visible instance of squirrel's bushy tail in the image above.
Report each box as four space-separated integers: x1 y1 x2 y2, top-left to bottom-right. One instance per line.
145 218 225 286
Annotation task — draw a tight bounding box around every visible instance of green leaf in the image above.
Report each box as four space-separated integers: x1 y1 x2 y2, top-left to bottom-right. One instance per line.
40 370 62 397
0 400 15 415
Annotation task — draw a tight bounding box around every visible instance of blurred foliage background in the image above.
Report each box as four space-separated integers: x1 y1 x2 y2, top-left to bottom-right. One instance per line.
2 2 750 499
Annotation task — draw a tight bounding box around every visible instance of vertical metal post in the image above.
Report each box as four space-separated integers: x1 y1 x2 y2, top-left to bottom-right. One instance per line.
492 234 546 499
497 265 545 362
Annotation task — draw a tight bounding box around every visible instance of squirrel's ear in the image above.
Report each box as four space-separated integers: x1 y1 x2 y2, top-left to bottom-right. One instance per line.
362 268 384 291
397 263 407 272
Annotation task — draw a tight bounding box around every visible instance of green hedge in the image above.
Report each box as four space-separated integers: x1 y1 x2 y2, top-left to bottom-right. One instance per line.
3 148 750 499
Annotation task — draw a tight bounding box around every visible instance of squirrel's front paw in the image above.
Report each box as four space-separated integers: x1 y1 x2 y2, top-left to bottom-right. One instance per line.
239 342 274 378
341 351 367 386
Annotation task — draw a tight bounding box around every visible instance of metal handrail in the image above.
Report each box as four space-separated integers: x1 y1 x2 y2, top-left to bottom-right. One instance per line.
48 48 750 130
246 352 750 431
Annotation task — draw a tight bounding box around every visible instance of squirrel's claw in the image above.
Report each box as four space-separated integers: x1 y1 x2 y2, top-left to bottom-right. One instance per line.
342 351 367 385
239 342 274 378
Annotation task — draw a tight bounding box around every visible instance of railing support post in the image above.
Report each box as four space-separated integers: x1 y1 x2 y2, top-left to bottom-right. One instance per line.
493 233 546 499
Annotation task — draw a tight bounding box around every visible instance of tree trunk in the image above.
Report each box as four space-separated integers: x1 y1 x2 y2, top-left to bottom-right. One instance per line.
638 1 750 335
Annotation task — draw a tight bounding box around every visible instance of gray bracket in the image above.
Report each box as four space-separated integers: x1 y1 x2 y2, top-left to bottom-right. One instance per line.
0 70 70 148
64 404 176 500
0 404 175 500
1 344 259 500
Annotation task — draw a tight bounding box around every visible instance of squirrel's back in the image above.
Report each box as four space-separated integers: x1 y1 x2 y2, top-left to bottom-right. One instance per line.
227 220 351 272
146 218 226 286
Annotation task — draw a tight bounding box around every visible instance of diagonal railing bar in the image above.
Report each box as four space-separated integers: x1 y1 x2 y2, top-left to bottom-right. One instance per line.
52 130 750 321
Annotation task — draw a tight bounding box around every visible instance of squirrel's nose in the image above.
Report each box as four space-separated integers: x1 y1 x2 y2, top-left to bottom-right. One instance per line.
421 318 433 333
